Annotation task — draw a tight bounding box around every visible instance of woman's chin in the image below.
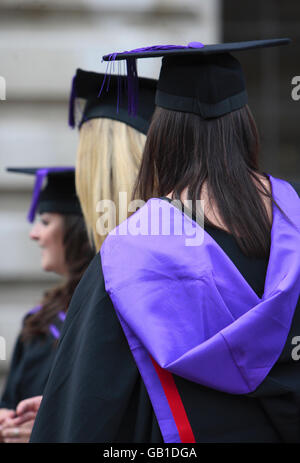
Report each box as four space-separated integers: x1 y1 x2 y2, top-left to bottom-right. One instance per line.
41 259 64 276
41 258 53 273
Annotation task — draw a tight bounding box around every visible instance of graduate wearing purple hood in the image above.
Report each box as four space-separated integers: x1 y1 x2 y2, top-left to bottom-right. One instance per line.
31 39 300 443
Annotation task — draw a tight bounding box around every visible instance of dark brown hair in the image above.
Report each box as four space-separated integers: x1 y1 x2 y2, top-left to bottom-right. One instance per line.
21 214 95 342
133 105 274 258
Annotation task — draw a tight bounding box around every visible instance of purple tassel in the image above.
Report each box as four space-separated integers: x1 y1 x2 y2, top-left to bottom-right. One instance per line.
99 43 204 116
104 43 204 59
117 66 121 114
126 57 138 116
120 44 188 54
68 75 77 128
98 54 117 98
27 169 48 223
27 167 74 223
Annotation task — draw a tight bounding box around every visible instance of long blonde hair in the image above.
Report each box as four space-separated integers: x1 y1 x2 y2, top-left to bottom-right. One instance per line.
76 118 146 251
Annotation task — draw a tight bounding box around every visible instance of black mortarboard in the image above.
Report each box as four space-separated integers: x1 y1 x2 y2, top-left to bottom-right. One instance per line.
102 38 291 119
69 69 157 134
6 167 82 223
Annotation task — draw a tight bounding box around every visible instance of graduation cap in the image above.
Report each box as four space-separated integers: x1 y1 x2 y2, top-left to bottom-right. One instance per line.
6 167 82 223
68 68 157 134
102 38 291 119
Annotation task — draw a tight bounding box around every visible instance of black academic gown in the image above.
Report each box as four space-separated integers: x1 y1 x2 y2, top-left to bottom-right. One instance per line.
30 183 300 443
0 313 64 411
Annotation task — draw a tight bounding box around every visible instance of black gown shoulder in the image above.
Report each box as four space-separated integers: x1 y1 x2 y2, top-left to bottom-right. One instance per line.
0 312 64 410
290 181 300 196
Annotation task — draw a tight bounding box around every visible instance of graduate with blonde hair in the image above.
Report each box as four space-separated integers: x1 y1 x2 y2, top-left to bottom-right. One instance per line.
70 69 156 250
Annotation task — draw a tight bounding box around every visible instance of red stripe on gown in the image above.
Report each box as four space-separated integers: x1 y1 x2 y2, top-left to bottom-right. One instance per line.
150 357 196 443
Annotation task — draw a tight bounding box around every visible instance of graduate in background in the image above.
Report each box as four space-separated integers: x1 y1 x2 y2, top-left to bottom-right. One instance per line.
31 39 300 443
0 168 94 443
71 69 156 250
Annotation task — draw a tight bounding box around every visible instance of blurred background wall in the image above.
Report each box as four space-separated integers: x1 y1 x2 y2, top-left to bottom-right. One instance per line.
0 0 299 392
223 0 300 180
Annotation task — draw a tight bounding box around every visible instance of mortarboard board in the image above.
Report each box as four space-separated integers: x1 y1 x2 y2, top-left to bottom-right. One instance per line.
6 167 82 223
102 38 291 119
69 69 157 134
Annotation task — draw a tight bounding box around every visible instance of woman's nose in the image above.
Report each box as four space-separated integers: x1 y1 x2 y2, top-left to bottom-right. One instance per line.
29 223 40 241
